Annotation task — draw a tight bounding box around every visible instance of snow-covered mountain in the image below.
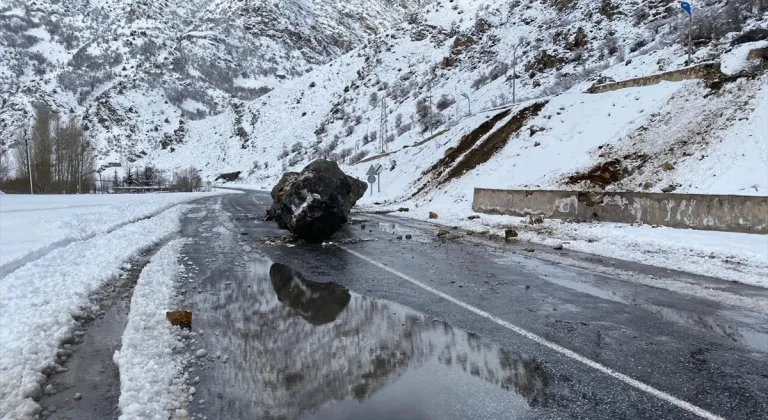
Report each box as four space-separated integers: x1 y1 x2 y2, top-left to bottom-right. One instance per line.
0 0 421 158
2 0 766 200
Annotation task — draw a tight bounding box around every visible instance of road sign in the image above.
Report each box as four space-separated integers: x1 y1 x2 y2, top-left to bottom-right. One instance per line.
366 165 378 176
367 175 377 184
374 164 383 174
680 1 692 15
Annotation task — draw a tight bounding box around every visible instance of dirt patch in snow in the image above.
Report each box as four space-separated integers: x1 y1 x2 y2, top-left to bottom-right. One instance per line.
441 101 548 186
411 109 511 197
413 102 546 197
565 154 649 189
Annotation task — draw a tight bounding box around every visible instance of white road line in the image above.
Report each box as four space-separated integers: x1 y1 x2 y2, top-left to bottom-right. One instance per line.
338 245 725 420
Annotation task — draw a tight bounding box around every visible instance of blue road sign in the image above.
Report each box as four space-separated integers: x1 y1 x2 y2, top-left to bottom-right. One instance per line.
680 1 692 15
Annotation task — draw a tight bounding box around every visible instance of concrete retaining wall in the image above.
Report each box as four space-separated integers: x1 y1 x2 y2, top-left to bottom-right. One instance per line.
587 62 722 94
472 189 768 234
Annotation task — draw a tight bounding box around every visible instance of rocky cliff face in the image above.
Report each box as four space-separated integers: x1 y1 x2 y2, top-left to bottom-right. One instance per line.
0 0 420 160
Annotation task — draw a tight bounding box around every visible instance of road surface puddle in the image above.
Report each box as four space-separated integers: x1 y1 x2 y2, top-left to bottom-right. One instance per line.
185 262 575 420
518 259 768 353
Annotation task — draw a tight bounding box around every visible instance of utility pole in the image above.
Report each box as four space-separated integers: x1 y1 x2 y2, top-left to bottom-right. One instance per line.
379 97 388 153
24 128 32 195
427 68 436 135
512 40 522 105
427 80 433 135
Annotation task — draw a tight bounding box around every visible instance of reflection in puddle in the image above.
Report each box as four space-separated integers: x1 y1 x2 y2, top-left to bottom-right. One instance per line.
196 262 572 420
270 263 351 325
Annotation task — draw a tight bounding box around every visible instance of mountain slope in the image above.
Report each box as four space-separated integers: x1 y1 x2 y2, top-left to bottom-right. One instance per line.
130 0 766 196
0 0 421 160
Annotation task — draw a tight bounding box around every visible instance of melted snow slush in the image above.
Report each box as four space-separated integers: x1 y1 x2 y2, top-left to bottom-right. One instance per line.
182 262 575 420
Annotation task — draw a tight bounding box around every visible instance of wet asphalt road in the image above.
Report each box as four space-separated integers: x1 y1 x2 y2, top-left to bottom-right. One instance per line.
176 192 768 420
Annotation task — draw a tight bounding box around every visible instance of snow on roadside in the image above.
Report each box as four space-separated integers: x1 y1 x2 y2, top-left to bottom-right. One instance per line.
0 191 234 272
364 204 768 289
114 239 187 420
0 205 192 419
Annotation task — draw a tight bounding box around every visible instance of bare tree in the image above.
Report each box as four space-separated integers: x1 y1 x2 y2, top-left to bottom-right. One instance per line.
172 167 202 192
0 149 10 182
31 105 53 192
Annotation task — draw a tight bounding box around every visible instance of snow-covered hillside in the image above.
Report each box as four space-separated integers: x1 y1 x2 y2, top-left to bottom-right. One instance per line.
0 0 421 161
3 0 766 202
112 0 766 196
100 0 765 287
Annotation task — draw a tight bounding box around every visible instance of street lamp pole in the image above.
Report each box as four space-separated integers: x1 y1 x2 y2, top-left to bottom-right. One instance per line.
460 92 471 116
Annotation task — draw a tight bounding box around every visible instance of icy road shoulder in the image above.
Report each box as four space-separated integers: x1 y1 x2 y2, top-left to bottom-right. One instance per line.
0 204 193 419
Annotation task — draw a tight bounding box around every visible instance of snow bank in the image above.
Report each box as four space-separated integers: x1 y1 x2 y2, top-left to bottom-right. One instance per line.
370 205 768 289
0 192 231 272
114 239 187 420
0 205 192 419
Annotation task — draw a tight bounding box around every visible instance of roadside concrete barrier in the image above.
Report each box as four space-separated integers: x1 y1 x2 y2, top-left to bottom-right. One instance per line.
587 62 723 94
472 188 768 234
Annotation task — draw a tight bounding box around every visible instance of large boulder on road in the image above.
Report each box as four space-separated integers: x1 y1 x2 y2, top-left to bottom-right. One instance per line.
265 172 300 226
268 159 367 241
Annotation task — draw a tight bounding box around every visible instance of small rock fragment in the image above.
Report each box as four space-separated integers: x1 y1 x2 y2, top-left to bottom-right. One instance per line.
523 248 536 253
167 310 193 329
195 349 207 358
504 229 518 242
397 207 409 212
396 235 403 240
467 215 480 220
428 212 438 219
189 387 197 395
73 393 82 401
553 244 564 250
405 234 412 240
361 224 366 230
436 229 451 238
661 185 677 193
